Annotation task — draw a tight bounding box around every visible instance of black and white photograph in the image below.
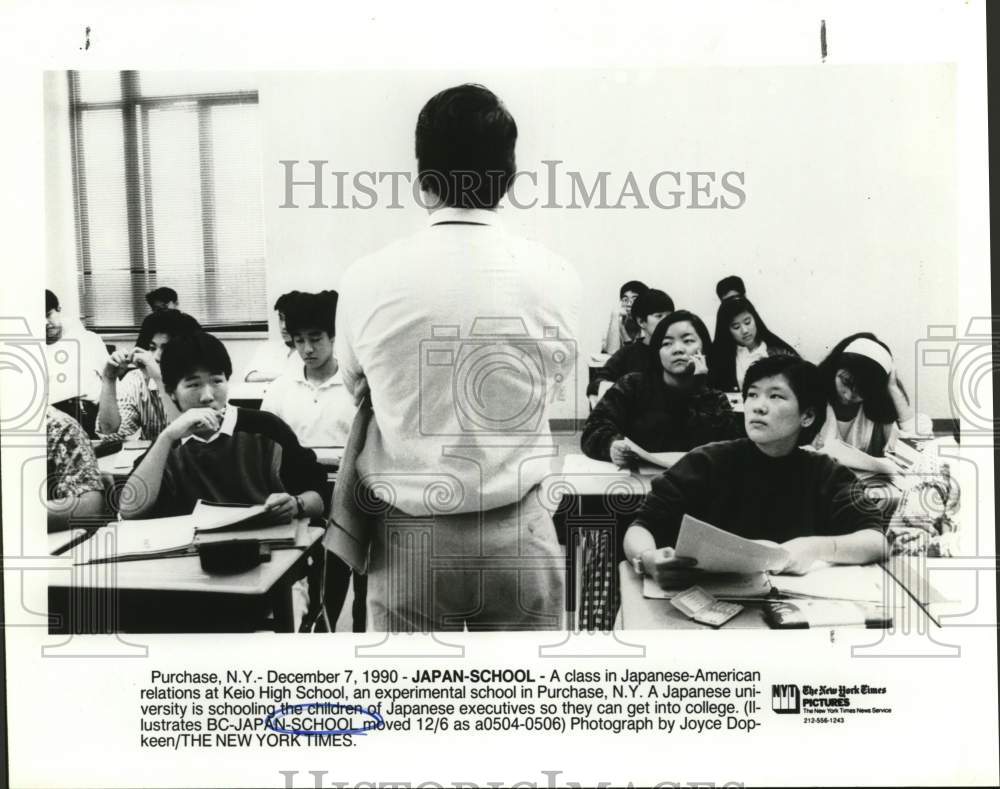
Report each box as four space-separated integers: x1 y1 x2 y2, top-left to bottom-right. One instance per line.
1 2 996 787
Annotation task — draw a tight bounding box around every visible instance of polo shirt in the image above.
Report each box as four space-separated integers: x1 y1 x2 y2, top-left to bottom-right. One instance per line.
261 366 356 448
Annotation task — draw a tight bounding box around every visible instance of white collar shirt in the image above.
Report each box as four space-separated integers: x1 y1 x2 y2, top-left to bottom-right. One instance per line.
260 365 356 448
336 206 582 516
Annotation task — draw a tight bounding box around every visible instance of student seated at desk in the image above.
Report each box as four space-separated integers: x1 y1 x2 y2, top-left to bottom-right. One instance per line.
624 356 887 584
119 332 327 522
582 310 742 465
261 291 355 448
587 288 673 407
45 289 108 437
602 279 648 355
709 296 797 392
814 333 933 475
46 406 106 533
243 291 305 383
98 310 202 442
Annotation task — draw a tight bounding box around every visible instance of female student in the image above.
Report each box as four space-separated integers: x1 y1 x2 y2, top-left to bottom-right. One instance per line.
582 309 742 465
709 296 798 392
814 332 932 474
625 356 887 583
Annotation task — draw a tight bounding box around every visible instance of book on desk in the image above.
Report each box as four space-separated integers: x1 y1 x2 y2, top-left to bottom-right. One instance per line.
78 500 307 564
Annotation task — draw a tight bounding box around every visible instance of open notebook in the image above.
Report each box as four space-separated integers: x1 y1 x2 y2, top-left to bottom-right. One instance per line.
78 500 305 564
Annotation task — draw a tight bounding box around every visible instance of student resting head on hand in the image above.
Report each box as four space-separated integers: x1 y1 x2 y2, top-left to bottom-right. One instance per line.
119 331 328 525
582 309 742 466
624 355 888 585
813 332 931 474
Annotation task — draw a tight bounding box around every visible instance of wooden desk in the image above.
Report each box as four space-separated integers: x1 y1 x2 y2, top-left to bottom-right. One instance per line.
48 525 324 633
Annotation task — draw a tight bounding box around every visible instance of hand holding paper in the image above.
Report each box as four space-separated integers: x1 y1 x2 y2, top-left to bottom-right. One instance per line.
674 514 789 574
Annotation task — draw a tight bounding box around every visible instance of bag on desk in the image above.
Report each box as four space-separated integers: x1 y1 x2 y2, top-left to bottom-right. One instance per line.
323 396 375 574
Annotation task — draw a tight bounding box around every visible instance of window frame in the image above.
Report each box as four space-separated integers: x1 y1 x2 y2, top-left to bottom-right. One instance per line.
67 70 267 334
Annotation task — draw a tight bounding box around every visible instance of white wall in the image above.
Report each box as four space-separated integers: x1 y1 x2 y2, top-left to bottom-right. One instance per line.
257 66 957 419
47 66 958 418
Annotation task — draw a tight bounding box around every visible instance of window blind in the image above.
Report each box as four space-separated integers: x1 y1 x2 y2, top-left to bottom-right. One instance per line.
69 71 268 332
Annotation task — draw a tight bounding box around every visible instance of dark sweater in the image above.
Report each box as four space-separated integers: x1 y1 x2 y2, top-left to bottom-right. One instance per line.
632 439 884 548
587 341 653 397
581 372 743 461
146 407 328 517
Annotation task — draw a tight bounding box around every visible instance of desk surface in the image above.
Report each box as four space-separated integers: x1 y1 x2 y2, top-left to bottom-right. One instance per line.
54 525 324 596
617 561 924 630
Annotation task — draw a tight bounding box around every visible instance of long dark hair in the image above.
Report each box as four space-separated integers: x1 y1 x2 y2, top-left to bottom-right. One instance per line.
708 297 797 391
817 332 906 423
646 309 714 394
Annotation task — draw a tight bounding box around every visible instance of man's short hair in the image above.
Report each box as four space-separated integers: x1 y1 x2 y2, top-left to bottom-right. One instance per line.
742 356 827 445
284 291 338 337
619 280 648 299
415 84 517 210
715 275 746 300
46 289 59 313
161 332 232 393
631 289 674 322
145 286 178 307
138 310 202 344
274 290 303 314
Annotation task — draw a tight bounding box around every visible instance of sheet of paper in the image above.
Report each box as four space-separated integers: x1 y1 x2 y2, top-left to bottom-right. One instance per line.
560 453 630 476
674 514 789 573
770 563 888 603
312 446 343 466
83 516 197 560
622 438 686 469
190 500 270 532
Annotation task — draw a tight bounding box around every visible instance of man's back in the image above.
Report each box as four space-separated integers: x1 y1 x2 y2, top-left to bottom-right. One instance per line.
337 208 581 516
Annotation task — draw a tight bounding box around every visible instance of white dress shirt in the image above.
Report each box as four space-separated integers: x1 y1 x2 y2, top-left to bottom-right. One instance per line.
261 365 356 448
337 207 581 516
734 340 769 390
46 319 108 405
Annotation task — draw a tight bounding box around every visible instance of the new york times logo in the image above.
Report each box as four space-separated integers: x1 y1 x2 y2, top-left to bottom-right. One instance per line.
771 684 800 714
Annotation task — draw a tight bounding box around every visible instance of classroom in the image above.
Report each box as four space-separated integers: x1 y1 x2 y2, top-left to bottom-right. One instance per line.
41 67 961 633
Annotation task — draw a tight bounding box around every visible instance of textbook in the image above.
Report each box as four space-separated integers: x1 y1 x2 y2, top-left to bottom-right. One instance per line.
674 514 790 574
78 501 302 564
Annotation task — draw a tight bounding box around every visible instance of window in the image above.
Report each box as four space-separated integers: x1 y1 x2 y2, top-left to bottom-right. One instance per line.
68 71 268 332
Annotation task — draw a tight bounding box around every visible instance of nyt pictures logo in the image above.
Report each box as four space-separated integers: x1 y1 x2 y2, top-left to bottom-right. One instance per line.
771 685 801 714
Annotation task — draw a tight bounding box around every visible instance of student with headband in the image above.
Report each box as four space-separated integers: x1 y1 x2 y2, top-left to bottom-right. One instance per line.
814 332 932 474
582 309 742 465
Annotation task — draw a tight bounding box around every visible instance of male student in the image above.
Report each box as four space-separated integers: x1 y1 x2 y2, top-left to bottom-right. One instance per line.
98 310 202 441
119 332 327 522
262 290 360 630
46 406 106 533
624 355 887 585
715 275 746 302
45 289 108 436
587 288 673 407
337 83 581 631
145 287 179 313
243 291 304 382
261 291 355 448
